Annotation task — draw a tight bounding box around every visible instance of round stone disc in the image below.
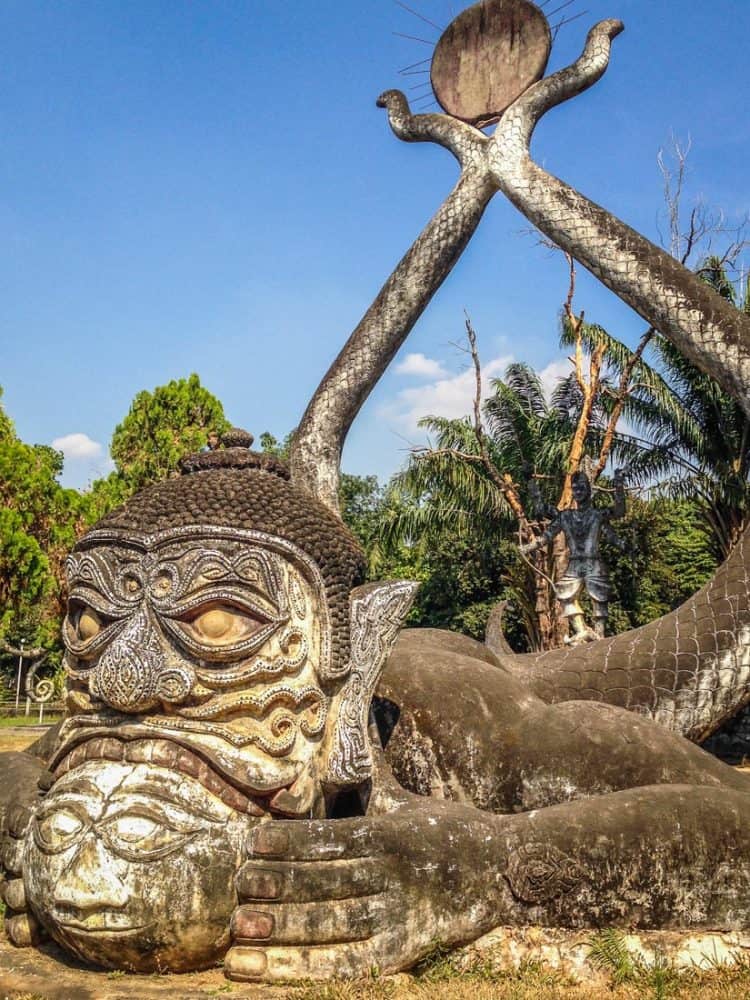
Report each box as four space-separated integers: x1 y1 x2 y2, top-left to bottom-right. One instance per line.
430 0 552 125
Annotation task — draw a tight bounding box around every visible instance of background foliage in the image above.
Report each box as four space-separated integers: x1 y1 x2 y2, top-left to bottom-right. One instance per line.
1 258 745 679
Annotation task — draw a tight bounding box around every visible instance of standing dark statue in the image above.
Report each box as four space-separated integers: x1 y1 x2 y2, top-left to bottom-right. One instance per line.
521 469 628 642
3 0 750 985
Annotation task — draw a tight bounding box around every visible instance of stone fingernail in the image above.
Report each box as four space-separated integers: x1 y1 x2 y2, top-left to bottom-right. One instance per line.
7 804 31 838
232 907 275 940
238 868 283 900
249 824 289 857
37 770 54 792
225 946 269 981
2 879 26 912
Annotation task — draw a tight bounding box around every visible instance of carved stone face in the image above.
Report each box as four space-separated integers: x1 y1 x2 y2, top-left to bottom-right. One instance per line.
571 475 591 506
58 526 334 816
23 758 247 971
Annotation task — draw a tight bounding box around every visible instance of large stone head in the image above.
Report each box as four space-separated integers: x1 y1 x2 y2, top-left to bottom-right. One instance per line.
23 435 416 970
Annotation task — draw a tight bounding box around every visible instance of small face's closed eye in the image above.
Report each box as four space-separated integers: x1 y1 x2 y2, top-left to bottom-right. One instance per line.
33 805 89 854
99 810 198 862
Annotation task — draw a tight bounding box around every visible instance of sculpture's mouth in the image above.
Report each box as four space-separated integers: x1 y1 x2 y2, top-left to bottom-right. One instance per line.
48 721 322 816
55 917 152 936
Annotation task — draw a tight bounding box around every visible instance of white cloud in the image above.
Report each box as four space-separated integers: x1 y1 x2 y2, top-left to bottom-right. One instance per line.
51 432 103 460
394 352 449 379
381 352 514 437
538 356 571 401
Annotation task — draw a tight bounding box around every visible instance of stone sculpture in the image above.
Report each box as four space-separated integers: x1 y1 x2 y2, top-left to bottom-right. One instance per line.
520 469 628 642
3 0 750 985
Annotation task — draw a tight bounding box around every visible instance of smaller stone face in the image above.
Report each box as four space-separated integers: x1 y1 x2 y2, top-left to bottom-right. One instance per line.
23 759 248 972
431 0 551 124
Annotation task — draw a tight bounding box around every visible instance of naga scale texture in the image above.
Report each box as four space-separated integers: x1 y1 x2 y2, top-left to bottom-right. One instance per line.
5 0 750 986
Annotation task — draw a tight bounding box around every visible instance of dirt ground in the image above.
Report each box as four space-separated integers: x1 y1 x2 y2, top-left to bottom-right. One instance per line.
0 935 288 1000
0 730 41 754
2 934 750 1000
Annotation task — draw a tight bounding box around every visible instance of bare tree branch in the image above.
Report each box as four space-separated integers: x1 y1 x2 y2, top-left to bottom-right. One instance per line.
657 134 750 274
0 641 46 659
593 326 655 479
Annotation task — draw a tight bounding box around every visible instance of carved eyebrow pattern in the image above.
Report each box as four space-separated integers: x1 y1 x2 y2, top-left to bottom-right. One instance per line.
155 545 285 615
67 544 287 612
65 550 142 613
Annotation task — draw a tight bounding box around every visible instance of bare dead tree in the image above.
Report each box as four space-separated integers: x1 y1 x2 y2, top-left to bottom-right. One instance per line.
657 133 750 273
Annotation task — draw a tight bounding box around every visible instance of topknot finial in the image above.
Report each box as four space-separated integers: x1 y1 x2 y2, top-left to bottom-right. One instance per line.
179 428 289 480
221 428 254 449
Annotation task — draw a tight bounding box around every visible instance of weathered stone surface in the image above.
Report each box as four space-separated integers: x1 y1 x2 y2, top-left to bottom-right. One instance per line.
23 759 247 972
380 630 750 814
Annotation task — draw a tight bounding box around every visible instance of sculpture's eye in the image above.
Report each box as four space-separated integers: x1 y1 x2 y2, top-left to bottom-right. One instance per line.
33 806 88 854
99 811 198 862
182 603 267 646
66 602 111 648
76 607 102 642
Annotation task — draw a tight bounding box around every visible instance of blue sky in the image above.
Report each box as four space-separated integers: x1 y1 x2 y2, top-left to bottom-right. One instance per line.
1 1 748 488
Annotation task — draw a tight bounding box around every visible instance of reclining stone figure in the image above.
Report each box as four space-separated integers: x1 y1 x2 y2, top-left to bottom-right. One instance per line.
3 0 750 984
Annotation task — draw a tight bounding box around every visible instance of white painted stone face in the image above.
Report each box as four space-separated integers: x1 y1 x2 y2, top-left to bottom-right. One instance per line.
62 529 336 815
23 760 248 972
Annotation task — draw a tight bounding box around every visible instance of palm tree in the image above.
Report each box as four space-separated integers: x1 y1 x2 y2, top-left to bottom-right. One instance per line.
379 361 586 650
592 258 750 560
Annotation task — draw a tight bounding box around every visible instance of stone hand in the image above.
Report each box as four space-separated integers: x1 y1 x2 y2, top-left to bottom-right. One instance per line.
225 800 506 982
0 752 49 948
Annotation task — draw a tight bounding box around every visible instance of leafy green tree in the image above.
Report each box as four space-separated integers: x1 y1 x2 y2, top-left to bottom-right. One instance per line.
377 359 587 650
110 374 229 492
0 390 83 657
259 431 292 459
339 474 385 565
622 258 750 559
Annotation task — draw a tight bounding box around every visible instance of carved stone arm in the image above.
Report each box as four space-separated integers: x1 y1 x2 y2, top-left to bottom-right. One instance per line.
496 20 624 151
602 520 628 554
290 97 497 513
376 90 487 166
611 468 626 520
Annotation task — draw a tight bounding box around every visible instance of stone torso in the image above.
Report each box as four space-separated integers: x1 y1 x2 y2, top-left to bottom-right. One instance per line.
559 508 606 563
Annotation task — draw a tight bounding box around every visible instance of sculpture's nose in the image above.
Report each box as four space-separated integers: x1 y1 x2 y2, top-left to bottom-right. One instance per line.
90 606 165 713
53 835 129 913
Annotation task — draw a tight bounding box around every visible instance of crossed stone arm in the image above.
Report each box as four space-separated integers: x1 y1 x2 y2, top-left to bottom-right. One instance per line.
289 20 629 513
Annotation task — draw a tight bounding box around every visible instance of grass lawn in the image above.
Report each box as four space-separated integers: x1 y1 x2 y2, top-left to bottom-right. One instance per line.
0 721 57 752
0 714 61 728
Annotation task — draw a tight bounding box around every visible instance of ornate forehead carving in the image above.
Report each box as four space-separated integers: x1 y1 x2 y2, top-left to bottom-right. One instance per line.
70 525 327 593
62 525 337 767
